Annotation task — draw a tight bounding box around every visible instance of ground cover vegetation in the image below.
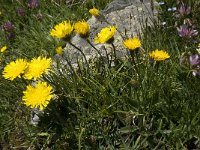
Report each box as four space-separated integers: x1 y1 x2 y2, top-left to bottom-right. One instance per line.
0 0 200 149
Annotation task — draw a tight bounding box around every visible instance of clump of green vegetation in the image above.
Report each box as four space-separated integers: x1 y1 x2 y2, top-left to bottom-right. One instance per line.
0 0 200 149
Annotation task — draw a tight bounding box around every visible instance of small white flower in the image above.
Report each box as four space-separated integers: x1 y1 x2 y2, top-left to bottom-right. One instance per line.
161 22 166 25
158 1 165 5
168 7 177 11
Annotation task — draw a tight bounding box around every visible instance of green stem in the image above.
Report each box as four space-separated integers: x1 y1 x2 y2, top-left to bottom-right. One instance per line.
68 41 90 69
111 43 117 62
78 127 85 150
63 55 77 77
135 51 141 78
130 51 140 80
102 45 111 68
86 39 102 57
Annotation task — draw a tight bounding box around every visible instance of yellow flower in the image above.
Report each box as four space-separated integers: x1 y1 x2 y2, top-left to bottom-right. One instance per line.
95 26 117 44
2 59 28 80
56 46 63 55
1 45 7 53
22 81 54 110
50 21 73 39
74 20 90 37
123 38 141 50
89 7 100 17
24 56 52 80
149 49 170 61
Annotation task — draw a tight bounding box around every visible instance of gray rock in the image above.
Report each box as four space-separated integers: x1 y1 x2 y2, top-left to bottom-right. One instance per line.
61 0 158 66
102 0 134 14
102 0 154 14
31 108 41 126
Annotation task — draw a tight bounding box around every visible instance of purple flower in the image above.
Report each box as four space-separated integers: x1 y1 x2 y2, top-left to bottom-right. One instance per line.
2 21 15 32
178 3 191 17
27 0 39 9
189 54 200 76
7 32 15 40
189 54 200 66
177 24 198 38
16 8 26 17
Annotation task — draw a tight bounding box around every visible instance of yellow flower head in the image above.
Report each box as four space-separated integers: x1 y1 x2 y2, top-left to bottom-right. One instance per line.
24 56 52 80
149 49 170 61
74 20 90 37
22 81 54 110
95 26 117 44
123 38 141 50
2 59 28 80
1 45 7 53
89 7 100 17
50 21 73 39
56 46 63 55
